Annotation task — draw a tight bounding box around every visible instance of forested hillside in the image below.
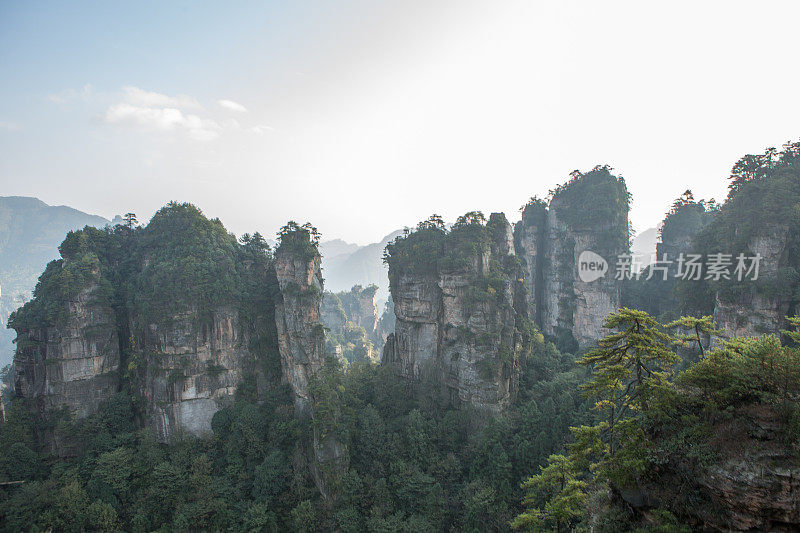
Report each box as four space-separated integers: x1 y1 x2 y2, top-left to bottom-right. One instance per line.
1 143 799 531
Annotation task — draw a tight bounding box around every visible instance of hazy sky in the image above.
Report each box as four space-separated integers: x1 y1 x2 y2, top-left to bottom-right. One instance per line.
2 1 799 244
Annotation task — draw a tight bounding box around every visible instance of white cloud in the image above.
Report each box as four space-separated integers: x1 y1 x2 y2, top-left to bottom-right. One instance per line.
0 120 19 131
122 86 201 110
102 87 269 141
103 87 220 141
218 99 247 112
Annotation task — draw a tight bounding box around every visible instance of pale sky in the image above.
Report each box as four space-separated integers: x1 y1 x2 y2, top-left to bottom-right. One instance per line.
2 1 799 244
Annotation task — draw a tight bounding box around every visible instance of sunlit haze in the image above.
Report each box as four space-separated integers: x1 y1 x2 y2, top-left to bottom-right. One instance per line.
2 1 799 244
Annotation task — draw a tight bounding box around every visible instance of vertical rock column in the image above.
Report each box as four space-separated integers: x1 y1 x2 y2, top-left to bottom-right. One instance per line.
438 213 521 412
540 199 578 342
514 203 546 327
274 239 347 502
274 245 326 414
382 213 526 413
544 197 626 349
517 171 629 350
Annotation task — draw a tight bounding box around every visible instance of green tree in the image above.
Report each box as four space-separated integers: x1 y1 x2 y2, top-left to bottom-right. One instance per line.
511 454 586 533
665 315 718 357
291 500 315 532
252 451 289 507
579 309 677 443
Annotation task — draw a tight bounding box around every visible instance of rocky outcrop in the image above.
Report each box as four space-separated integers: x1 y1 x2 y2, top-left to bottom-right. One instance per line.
321 294 347 335
382 213 525 412
342 285 379 335
275 241 348 502
13 277 250 443
630 405 800 531
514 170 629 349
321 285 381 362
13 281 120 423
135 306 248 441
712 225 792 345
514 203 546 327
373 298 395 347
274 247 326 415
541 199 623 348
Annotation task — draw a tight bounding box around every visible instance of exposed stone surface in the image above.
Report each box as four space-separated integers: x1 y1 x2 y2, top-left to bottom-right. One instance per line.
631 405 800 531
13 281 120 422
321 285 381 362
274 249 326 415
373 298 395 347
135 306 248 441
514 208 545 327
321 294 347 335
381 273 442 382
275 243 348 502
343 285 379 335
382 213 524 412
712 225 791 345
515 190 627 349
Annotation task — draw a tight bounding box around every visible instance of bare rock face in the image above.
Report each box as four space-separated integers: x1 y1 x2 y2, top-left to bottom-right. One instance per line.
274 249 326 414
321 285 381 362
381 274 441 382
515 177 628 350
712 293 789 343
542 199 624 349
569 229 621 348
632 405 800 531
321 295 347 334
346 285 379 335
11 268 120 455
514 205 546 327
136 306 248 441
383 213 524 412
275 242 347 502
13 282 120 423
712 225 791 345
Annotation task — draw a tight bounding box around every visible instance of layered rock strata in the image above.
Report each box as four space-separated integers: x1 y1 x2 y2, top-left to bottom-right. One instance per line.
13 279 120 421
136 306 248 441
275 242 347 502
382 213 525 412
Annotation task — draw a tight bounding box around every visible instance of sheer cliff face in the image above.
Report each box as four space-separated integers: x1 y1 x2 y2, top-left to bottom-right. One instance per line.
629 405 800 531
274 248 326 415
274 244 348 503
514 209 545 327
383 213 524 412
14 281 120 422
15 287 251 443
515 178 628 350
545 202 622 348
382 274 441 380
135 306 248 441
713 225 791 344
347 288 379 334
321 286 381 362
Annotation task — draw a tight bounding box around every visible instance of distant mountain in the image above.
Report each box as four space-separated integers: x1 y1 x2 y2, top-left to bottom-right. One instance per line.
321 230 404 306
0 197 111 367
319 239 361 261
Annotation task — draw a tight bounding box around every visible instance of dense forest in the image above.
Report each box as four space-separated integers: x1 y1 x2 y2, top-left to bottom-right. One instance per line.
1 142 800 531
